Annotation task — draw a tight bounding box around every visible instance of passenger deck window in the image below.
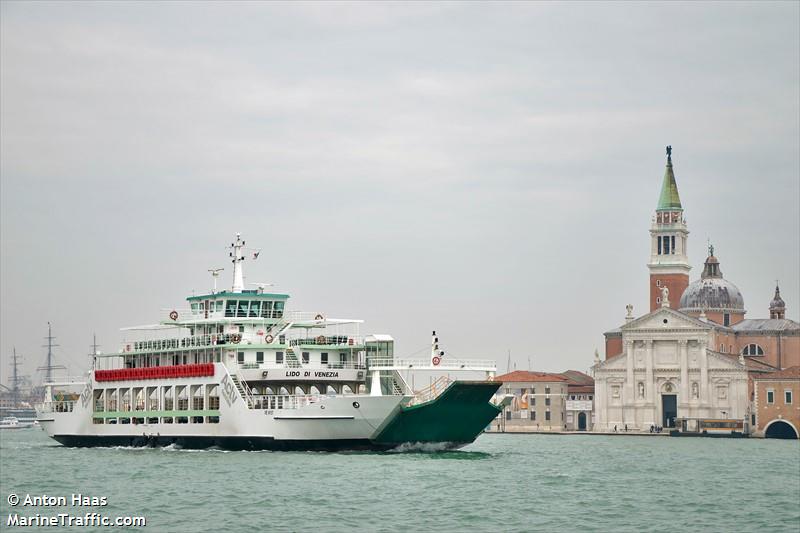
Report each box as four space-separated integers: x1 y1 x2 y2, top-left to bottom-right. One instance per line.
321 352 328 365
276 352 284 364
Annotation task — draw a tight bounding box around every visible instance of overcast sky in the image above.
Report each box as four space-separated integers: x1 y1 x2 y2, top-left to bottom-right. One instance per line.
1 1 798 383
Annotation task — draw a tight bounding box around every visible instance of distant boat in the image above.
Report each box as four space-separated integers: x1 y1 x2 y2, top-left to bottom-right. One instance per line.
0 416 34 430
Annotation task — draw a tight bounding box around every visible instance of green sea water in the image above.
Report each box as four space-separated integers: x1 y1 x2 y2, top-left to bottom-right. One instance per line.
1 429 798 532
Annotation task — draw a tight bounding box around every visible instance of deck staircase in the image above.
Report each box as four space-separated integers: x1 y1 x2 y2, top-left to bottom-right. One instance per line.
230 374 253 408
391 370 410 396
284 348 301 368
266 319 294 343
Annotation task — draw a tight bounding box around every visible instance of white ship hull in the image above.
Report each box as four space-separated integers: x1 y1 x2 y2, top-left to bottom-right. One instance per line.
37 365 405 451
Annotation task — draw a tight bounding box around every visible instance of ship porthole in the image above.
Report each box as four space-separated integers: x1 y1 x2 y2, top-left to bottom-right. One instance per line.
352 401 360 409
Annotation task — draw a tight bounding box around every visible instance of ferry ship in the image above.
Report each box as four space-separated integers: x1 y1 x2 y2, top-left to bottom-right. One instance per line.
37 235 502 451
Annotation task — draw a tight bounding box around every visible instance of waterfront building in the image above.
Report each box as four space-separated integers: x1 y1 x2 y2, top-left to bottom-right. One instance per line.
752 366 800 439
562 370 595 431
493 371 568 432
593 148 799 434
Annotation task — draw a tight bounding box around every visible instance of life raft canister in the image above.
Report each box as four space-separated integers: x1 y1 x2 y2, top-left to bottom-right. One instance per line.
169 310 179 321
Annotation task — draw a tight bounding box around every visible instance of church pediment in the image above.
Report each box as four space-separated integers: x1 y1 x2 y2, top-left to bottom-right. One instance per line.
595 353 627 371
621 307 711 332
706 350 747 371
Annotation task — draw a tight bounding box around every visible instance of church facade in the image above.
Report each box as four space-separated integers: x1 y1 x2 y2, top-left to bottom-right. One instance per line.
593 148 799 433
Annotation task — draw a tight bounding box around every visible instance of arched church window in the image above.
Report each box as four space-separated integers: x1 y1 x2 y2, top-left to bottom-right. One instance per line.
741 344 764 356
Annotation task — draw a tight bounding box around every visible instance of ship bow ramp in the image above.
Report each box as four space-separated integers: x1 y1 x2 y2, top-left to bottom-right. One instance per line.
372 381 502 448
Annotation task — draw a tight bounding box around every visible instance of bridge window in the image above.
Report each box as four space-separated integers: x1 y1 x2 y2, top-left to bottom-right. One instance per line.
741 344 764 356
261 301 273 318
237 300 249 318
274 301 285 318
225 301 236 317
249 301 261 317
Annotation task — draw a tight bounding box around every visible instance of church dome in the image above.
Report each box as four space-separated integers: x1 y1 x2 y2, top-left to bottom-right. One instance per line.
679 248 745 313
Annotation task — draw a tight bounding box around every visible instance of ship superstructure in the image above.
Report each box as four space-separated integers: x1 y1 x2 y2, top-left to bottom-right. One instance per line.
37 235 501 450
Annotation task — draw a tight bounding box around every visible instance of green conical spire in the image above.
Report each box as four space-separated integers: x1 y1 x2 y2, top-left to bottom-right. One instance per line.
657 145 682 211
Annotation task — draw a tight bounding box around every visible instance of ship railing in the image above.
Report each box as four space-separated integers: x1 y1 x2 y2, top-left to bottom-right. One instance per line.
38 401 76 413
406 376 453 407
233 361 368 371
367 357 497 371
121 331 292 353
158 308 286 321
248 394 329 410
289 336 365 347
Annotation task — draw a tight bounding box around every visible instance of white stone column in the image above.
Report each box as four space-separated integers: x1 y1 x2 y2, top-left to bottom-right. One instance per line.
625 340 635 410
594 375 605 431
679 340 689 407
645 341 654 403
699 340 709 405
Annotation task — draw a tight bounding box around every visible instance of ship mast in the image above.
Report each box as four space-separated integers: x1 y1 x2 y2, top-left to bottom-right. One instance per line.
230 233 246 293
88 333 100 371
9 347 20 408
37 322 65 383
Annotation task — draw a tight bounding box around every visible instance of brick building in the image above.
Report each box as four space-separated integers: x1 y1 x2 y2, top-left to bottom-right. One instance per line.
753 366 800 439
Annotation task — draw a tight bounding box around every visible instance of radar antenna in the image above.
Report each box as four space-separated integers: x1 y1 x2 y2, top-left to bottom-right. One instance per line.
208 268 224 294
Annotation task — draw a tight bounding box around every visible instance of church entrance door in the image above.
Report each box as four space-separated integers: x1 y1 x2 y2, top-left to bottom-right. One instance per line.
662 394 677 428
578 412 587 431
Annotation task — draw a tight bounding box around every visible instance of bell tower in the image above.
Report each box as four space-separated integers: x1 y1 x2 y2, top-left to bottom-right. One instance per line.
648 146 691 311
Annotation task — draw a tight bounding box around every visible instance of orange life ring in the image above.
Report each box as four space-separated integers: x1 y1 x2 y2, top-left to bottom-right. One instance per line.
315 314 324 320
231 333 241 344
169 310 179 321
432 356 441 366
265 334 274 344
